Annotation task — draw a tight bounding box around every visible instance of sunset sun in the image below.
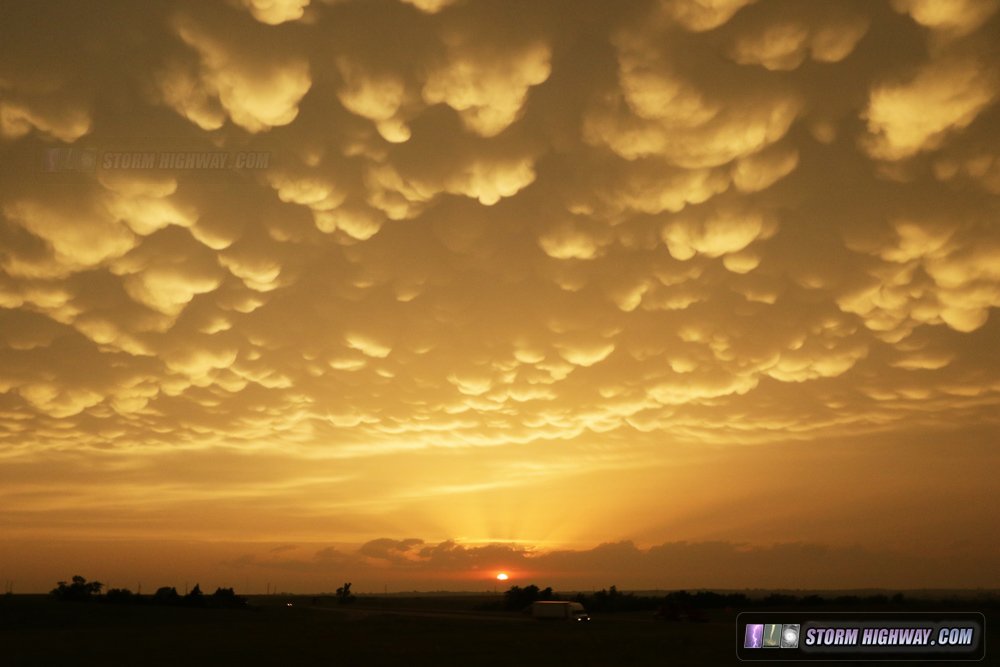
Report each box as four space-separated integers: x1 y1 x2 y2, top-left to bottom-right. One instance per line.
496 573 509 582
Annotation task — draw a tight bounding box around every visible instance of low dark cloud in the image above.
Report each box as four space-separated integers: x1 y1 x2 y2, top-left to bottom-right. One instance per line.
217 537 997 590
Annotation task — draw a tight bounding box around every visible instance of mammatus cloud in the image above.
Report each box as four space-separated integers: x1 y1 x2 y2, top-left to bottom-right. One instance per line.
422 39 551 138
0 99 91 143
240 0 312 26
169 16 312 133
864 56 997 161
0 0 996 449
660 0 757 32
891 0 999 37
0 0 999 590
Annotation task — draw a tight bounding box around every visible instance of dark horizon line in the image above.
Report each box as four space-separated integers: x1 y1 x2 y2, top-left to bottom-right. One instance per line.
9 587 1000 597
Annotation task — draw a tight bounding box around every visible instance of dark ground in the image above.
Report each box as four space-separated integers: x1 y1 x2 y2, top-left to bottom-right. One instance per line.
0 594 994 666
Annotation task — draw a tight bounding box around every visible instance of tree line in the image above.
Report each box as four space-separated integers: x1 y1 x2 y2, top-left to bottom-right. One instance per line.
497 584 917 615
51 575 246 608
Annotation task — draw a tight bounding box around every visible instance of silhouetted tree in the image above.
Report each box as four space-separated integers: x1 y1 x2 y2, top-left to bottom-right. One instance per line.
185 583 205 606
51 575 103 601
503 584 555 610
88 582 249 608
335 582 355 604
105 588 136 604
154 586 181 605
652 590 709 620
211 587 246 608
591 585 623 612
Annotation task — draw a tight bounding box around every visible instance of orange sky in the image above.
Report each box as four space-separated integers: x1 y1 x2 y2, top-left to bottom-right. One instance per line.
1 0 999 593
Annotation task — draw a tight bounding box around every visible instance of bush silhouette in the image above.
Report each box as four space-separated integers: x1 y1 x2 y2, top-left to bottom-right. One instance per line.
51 576 103 601
105 588 136 603
335 582 355 604
503 585 555 611
211 587 247 607
154 586 181 605
185 583 206 607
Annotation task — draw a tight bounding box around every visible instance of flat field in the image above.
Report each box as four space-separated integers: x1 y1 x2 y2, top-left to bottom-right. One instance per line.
1 594 994 666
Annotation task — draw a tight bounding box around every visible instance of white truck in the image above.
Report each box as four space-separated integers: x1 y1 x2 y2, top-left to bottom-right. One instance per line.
530 601 590 621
